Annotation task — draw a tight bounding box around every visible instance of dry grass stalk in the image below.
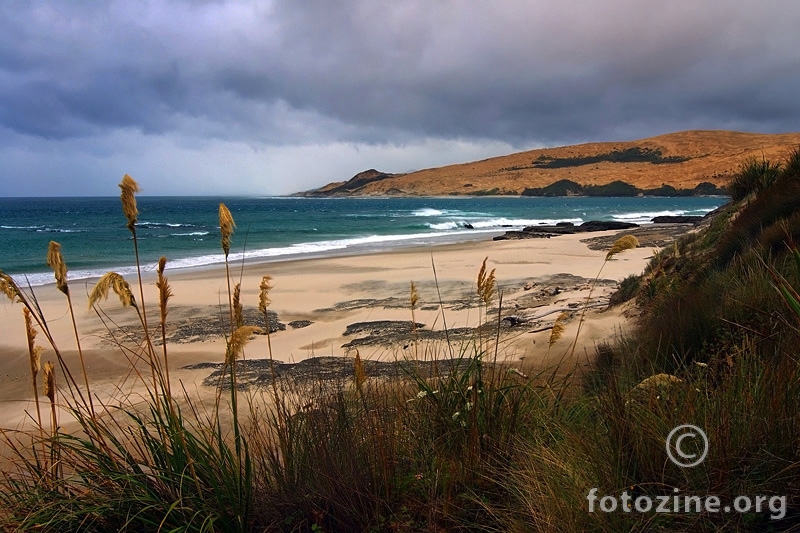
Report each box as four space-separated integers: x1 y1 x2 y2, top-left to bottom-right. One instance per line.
477 257 496 307
354 349 366 390
258 275 273 314
0 272 20 302
233 283 244 329
156 257 173 395
225 326 263 366
49 240 97 421
258 275 279 395
119 174 140 231
219 203 236 259
606 235 639 260
569 234 640 359
549 312 569 349
46 241 69 295
89 272 136 309
219 203 236 336
156 257 172 324
118 174 157 383
410 281 420 359
42 359 59 480
24 308 44 433
42 361 56 430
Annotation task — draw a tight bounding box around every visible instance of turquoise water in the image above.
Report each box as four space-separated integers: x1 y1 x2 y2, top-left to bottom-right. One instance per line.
0 196 727 286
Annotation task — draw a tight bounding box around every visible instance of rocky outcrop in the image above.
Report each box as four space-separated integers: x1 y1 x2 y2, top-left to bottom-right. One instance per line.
493 220 638 241
651 215 704 224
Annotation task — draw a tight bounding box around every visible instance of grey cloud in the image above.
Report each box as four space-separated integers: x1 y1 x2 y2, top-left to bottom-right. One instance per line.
1 0 799 194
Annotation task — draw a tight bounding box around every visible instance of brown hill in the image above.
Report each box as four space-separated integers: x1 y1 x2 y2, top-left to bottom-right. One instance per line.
299 130 800 196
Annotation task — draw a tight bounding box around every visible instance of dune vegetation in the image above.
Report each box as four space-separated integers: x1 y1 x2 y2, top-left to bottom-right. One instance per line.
1 151 800 531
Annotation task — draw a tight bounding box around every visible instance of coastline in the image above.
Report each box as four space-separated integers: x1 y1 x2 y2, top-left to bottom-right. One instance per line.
0 228 673 430
0 195 725 288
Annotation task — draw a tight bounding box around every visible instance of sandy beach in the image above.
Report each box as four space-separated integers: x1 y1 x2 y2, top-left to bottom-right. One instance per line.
0 228 666 431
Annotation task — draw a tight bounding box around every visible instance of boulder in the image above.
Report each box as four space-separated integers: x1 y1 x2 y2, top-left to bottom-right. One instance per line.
651 215 704 224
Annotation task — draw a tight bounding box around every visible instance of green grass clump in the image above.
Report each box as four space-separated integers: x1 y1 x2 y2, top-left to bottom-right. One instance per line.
608 273 642 306
727 155 782 202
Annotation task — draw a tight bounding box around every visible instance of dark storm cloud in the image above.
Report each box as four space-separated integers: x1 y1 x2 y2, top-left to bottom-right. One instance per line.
1 0 799 195
3 0 799 145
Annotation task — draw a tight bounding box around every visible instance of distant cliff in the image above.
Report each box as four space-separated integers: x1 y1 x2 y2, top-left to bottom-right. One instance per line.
296 130 800 197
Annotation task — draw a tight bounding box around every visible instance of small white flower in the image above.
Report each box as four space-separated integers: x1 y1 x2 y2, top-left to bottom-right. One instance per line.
452 411 461 420
416 390 428 399
465 401 473 411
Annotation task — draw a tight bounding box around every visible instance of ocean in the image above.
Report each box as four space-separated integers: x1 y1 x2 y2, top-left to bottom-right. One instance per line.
0 196 727 287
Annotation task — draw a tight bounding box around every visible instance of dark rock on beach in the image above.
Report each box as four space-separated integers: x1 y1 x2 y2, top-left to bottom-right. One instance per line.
187 356 481 389
493 231 555 241
576 220 639 232
493 220 638 240
651 215 704 224
243 308 286 334
344 321 425 337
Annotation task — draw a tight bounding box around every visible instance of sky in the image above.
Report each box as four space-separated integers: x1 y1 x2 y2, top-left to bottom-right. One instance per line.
1 1 799 197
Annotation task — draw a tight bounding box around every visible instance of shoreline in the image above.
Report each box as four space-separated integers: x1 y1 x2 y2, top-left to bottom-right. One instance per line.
0 227 689 431
5 220 705 290
1 196 726 289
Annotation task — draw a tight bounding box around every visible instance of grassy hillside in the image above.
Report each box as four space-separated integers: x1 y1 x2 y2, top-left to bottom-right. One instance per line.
302 130 800 196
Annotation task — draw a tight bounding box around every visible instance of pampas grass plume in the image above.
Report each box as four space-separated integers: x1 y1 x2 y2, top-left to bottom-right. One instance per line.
477 257 496 306
410 281 419 309
353 349 366 389
259 275 273 314
43 361 55 402
89 272 136 309
219 203 235 258
549 312 568 348
0 272 20 302
606 235 639 260
225 326 263 366
156 257 173 321
119 175 140 231
233 283 244 328
23 308 39 369
46 241 69 295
